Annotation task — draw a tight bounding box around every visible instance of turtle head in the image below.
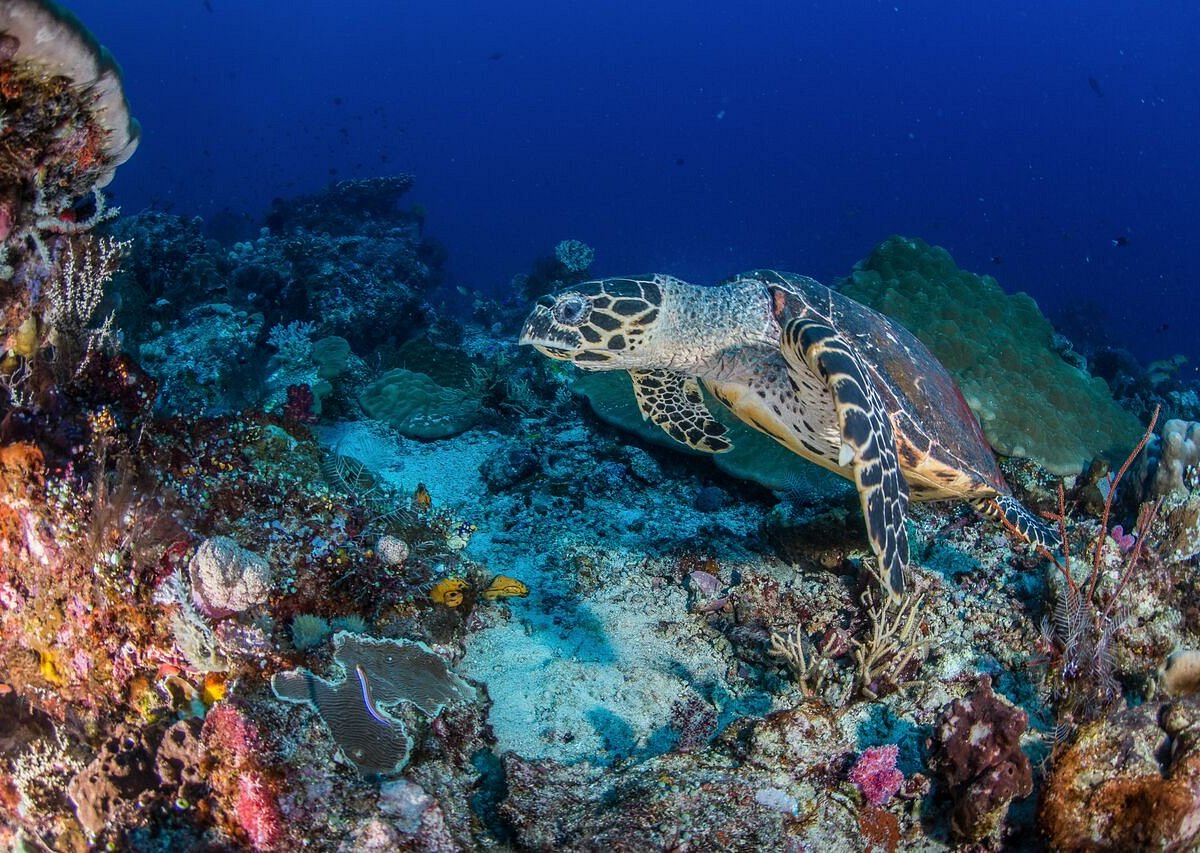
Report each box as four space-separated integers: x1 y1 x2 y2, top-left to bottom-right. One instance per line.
519 275 672 370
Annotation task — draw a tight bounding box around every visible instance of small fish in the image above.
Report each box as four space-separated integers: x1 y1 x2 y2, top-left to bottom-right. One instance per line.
355 664 390 725
990 255 1004 265
1112 235 1129 247
1088 76 1104 98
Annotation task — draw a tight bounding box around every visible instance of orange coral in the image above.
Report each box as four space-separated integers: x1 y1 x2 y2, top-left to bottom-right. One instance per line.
0 441 44 492
0 503 22 548
0 67 20 100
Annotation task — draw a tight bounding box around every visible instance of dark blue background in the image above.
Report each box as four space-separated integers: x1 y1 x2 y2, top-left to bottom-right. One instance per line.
68 1 1199 368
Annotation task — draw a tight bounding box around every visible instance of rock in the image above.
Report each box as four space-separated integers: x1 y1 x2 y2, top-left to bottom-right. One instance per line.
480 446 541 493
1039 697 1200 850
693 486 728 513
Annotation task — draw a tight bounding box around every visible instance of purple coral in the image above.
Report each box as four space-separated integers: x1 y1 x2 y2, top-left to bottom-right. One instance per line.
849 743 904 807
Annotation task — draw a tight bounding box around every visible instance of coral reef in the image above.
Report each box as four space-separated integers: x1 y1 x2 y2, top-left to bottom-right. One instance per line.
6 4 1200 849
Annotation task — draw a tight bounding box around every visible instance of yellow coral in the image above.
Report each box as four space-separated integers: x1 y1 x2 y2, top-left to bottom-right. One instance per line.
429 578 468 607
482 575 528 600
12 315 41 359
38 648 66 686
201 672 228 706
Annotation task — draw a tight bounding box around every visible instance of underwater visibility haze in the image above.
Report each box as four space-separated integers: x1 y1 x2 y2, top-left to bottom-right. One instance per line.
3 0 1200 849
69 0 1200 369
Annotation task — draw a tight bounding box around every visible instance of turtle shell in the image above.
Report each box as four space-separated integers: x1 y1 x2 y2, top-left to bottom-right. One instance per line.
738 270 1008 501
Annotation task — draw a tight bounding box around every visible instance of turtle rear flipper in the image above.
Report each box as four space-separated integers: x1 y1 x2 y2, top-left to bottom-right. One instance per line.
629 369 733 453
779 315 911 600
975 496 1063 551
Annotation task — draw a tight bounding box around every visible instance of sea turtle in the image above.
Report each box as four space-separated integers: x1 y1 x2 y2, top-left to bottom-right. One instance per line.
519 269 1061 600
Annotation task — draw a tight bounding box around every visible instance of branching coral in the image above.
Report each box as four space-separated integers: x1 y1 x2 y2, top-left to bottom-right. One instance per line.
1036 407 1162 734
851 587 930 701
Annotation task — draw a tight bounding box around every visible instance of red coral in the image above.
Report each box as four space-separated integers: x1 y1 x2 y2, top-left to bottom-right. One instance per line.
849 743 904 807
282 383 318 424
202 702 262 768
236 769 283 849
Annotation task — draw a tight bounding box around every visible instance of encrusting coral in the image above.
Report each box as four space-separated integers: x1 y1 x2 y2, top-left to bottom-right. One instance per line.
271 631 477 775
1039 696 1200 850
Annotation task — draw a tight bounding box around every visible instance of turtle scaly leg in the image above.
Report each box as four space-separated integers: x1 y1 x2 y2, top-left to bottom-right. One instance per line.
779 316 911 601
628 369 733 453
974 496 1063 551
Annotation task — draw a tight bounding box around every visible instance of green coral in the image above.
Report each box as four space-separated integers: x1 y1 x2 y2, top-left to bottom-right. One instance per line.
359 368 480 440
839 236 1142 475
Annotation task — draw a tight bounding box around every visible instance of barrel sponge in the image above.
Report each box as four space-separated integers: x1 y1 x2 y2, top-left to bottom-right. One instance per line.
839 236 1143 476
0 0 140 184
359 368 480 440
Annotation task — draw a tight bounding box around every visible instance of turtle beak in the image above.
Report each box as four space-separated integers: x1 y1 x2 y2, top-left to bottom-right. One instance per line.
519 299 582 359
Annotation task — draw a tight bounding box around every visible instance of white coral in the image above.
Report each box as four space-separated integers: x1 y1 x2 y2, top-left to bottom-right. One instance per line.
188 535 273 616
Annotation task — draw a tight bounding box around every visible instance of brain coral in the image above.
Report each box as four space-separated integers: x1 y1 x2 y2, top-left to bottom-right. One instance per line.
839 236 1142 475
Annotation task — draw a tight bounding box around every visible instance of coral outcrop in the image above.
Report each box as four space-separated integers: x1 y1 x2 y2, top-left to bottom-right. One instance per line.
840 236 1142 474
1040 697 1200 850
187 535 273 617
926 676 1033 843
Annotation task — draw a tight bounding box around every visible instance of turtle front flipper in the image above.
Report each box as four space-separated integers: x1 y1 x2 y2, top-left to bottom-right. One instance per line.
779 317 911 600
628 369 733 453
974 496 1063 552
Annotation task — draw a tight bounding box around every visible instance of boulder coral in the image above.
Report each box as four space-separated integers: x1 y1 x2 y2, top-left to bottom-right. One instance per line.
840 236 1142 475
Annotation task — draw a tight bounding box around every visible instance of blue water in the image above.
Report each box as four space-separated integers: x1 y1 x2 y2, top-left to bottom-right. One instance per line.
74 0 1199 369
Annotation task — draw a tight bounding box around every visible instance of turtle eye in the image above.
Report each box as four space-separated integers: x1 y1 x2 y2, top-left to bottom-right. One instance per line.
553 293 591 327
